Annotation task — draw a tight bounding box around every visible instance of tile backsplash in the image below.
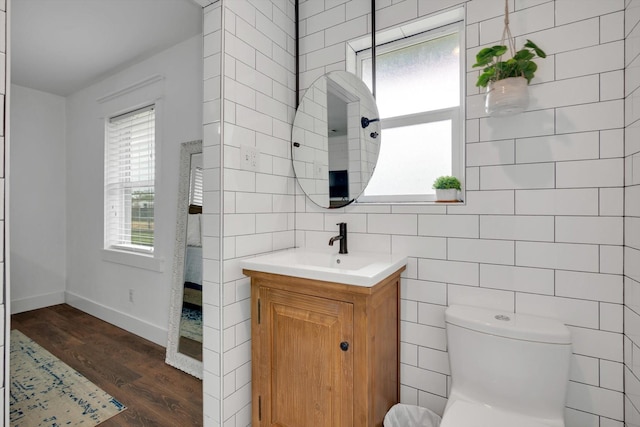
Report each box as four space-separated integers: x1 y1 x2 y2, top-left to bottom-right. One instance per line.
201 1 640 426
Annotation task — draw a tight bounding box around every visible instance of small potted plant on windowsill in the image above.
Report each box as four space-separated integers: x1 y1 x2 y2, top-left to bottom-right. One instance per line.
433 176 461 202
473 39 546 116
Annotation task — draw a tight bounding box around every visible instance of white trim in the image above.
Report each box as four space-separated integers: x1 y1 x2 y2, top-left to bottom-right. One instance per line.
191 0 215 7
96 74 164 104
5 2 11 423
360 22 463 62
380 106 459 128
11 291 66 314
109 243 154 255
65 291 167 347
358 194 437 203
101 248 165 272
346 5 465 65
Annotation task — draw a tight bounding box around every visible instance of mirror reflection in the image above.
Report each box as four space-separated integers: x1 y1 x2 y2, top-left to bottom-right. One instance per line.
292 71 380 209
166 140 203 379
179 153 203 360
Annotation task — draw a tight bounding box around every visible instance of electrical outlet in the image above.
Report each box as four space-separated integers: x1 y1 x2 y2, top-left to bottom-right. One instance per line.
240 145 259 171
129 289 134 303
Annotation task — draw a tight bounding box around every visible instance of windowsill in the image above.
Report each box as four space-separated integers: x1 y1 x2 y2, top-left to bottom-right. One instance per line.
354 199 465 206
101 248 165 272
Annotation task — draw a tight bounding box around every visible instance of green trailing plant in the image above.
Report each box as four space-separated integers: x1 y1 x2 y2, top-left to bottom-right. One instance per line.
473 39 546 88
432 176 461 191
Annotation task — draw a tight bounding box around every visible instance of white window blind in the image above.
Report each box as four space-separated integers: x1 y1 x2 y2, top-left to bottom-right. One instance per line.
190 166 203 206
105 105 156 253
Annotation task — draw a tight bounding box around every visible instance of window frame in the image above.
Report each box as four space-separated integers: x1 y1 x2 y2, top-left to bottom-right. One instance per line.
359 108 462 203
347 12 466 204
104 104 157 255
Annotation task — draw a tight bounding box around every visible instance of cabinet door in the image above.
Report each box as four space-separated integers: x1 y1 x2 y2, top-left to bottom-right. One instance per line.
258 287 354 427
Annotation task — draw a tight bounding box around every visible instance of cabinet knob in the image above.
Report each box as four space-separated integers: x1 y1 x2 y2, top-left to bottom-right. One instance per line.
340 341 349 351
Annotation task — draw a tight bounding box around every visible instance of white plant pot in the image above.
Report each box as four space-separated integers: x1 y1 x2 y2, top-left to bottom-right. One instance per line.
435 188 458 202
485 76 529 117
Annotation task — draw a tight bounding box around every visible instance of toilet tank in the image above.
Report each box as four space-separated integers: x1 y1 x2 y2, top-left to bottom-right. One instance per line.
445 305 572 421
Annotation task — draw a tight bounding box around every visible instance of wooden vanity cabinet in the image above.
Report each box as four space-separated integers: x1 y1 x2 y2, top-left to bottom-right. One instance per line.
244 268 403 427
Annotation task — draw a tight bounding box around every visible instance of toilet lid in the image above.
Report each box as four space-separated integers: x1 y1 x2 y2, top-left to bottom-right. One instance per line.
440 401 555 427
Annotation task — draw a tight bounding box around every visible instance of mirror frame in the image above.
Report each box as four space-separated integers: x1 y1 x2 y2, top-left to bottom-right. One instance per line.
166 139 203 379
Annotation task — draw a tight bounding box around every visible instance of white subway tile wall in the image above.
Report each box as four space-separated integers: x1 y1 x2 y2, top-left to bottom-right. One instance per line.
295 0 627 425
627 0 640 424
198 0 640 426
202 4 222 427
202 1 297 426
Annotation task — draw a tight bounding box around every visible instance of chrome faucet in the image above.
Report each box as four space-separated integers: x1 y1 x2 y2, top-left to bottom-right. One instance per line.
329 222 348 254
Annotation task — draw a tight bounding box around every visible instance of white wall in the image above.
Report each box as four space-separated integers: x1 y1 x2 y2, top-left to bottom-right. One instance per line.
10 85 67 313
624 1 640 425
64 34 203 345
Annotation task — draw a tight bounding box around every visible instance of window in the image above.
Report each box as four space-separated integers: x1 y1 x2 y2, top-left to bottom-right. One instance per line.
105 105 156 254
190 166 203 207
356 19 464 203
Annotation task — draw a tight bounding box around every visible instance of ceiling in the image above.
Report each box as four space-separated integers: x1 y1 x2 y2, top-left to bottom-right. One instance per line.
11 0 203 97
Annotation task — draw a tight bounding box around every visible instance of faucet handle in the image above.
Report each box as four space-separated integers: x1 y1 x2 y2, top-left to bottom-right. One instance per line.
337 222 347 239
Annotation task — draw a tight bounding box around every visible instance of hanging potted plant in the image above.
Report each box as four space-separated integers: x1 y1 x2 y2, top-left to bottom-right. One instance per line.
433 176 461 202
472 1 546 116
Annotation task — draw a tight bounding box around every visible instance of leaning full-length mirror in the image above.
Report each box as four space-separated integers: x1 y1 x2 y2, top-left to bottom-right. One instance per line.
292 71 381 209
166 140 203 379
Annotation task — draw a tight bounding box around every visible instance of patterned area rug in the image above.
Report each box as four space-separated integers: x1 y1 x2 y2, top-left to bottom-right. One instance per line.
10 329 126 427
180 306 203 343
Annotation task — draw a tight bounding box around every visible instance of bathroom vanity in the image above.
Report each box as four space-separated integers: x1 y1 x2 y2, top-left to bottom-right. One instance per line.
242 249 406 427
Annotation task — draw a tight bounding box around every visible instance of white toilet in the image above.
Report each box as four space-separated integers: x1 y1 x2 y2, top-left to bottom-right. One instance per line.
441 305 572 427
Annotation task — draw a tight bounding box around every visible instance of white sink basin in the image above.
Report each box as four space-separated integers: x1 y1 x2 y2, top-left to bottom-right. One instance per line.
240 248 407 287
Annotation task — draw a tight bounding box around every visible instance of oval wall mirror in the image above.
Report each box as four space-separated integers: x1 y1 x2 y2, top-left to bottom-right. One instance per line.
292 71 381 209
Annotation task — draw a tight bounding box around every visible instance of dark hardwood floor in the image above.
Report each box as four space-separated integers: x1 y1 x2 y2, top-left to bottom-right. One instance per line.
11 304 203 426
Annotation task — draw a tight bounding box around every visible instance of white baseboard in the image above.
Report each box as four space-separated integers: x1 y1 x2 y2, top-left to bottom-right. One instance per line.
11 291 66 314
64 291 168 347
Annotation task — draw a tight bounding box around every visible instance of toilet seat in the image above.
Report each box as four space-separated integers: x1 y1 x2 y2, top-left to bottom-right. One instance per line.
440 400 557 427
